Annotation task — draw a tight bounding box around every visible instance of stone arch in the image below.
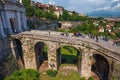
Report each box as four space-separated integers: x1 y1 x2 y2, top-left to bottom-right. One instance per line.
34 41 48 72
12 38 24 68
56 44 82 73
91 54 110 80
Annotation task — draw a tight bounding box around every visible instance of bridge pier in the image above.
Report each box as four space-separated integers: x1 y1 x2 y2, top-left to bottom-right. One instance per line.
47 42 58 70
22 38 37 70
80 48 92 79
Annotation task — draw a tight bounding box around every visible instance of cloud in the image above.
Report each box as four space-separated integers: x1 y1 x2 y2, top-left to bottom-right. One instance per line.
91 0 120 12
112 0 120 2
49 0 55 5
33 0 43 3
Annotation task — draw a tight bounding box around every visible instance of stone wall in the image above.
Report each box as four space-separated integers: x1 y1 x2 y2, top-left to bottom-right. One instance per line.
11 30 120 80
27 19 59 31
0 37 19 80
0 37 12 61
59 21 83 30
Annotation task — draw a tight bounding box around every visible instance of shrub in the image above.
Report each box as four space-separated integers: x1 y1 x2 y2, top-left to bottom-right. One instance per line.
5 69 40 80
80 77 86 80
88 77 94 80
46 69 58 77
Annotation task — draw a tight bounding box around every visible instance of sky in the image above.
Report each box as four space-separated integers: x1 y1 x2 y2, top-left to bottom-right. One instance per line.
33 0 120 14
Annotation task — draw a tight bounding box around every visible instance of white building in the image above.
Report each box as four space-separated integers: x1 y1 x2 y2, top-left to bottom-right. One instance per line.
0 0 28 38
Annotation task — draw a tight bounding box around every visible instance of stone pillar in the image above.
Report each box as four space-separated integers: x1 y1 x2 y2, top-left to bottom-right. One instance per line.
16 11 22 32
22 38 37 70
3 11 12 35
80 48 92 79
47 42 57 70
1 10 12 35
22 12 28 31
0 15 6 38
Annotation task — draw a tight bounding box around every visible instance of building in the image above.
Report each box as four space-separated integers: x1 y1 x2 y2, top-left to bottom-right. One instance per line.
36 3 51 12
0 0 28 38
98 26 104 32
68 11 73 15
53 6 64 17
79 13 86 17
106 24 112 32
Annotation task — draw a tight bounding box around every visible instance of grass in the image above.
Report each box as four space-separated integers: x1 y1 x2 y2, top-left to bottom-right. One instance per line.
41 46 82 80
61 46 78 64
61 46 78 55
40 69 81 80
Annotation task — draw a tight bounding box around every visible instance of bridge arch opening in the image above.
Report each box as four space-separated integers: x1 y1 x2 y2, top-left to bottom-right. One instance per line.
56 45 82 73
34 42 48 72
12 39 24 68
91 54 109 80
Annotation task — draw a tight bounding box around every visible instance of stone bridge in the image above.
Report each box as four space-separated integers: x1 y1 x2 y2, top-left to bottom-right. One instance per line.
10 30 120 80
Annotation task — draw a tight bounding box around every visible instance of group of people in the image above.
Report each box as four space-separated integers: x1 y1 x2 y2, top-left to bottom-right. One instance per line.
73 32 110 42
60 32 120 47
113 39 120 46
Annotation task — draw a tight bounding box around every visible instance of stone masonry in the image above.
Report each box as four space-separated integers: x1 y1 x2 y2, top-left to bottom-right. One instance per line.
11 30 120 80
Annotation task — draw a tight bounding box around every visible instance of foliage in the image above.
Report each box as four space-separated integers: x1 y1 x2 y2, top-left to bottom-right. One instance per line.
116 32 120 38
5 69 40 80
23 0 89 21
61 46 78 64
46 69 58 77
70 21 98 34
59 10 89 21
88 77 94 80
80 77 86 80
23 0 35 17
40 66 84 80
61 46 78 55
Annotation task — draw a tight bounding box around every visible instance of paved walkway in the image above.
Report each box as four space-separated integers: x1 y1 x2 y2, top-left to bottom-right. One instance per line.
13 30 120 54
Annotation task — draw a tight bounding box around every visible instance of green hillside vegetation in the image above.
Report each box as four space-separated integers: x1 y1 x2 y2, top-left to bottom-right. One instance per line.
58 21 118 39
23 0 89 21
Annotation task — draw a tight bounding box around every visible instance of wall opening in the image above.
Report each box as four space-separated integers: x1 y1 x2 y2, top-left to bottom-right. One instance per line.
91 54 109 80
12 39 24 68
10 18 16 33
56 45 81 73
34 42 48 73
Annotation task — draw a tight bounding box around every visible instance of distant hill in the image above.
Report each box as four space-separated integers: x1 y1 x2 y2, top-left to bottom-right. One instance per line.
87 10 120 17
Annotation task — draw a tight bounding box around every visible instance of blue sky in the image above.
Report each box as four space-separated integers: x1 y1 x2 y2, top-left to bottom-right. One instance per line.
33 0 120 14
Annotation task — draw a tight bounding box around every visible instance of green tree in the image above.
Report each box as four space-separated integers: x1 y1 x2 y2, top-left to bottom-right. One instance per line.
23 0 36 17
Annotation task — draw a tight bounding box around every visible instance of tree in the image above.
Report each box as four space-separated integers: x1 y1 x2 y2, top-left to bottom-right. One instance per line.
23 0 35 17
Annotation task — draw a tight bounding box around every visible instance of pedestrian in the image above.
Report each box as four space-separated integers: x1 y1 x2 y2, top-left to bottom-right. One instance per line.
48 29 50 34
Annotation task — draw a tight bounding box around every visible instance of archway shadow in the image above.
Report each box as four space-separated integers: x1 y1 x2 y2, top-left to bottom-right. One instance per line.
12 39 24 68
91 54 109 80
34 42 48 72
